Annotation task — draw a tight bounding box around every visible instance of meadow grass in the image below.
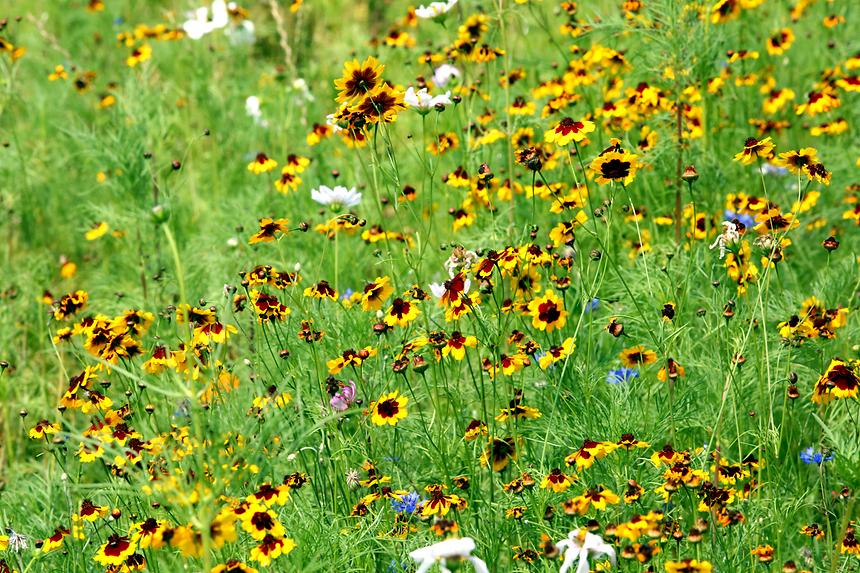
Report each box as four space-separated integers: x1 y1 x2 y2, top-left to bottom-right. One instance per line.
0 0 859 572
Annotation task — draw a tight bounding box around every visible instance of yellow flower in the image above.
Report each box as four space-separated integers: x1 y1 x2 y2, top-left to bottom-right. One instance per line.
544 117 595 146
733 137 774 164
369 390 408 426
527 290 567 332
248 152 278 174
334 56 385 103
48 64 68 81
383 298 421 327
126 43 152 67
85 222 109 240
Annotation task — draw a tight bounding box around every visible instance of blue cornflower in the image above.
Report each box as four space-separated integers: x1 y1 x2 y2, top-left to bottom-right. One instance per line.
723 210 755 230
391 491 423 514
607 367 639 385
799 447 833 465
585 298 599 312
340 288 355 301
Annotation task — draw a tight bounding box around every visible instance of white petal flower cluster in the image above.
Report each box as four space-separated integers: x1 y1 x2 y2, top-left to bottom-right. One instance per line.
415 0 458 19
404 87 453 111
409 537 489 573
557 529 617 573
709 220 741 259
311 185 362 209
183 0 229 40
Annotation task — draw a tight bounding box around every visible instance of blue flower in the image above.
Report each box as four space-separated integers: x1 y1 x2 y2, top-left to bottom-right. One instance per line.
391 491 423 514
607 367 639 385
340 288 355 301
585 298 599 312
799 447 833 465
723 210 755 230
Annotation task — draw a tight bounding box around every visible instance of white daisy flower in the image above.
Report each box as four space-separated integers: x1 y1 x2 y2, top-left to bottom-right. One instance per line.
245 96 268 127
311 185 362 209
404 87 453 111
433 64 461 88
415 0 458 19
409 537 489 573
182 0 229 40
556 529 616 573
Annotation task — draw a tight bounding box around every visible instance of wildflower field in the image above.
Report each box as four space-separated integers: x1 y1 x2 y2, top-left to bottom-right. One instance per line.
1 0 859 571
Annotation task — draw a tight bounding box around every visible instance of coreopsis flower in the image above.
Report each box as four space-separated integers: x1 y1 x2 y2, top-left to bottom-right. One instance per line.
79 499 109 522
326 346 377 374
795 89 840 116
28 419 60 439
590 140 639 185
766 28 795 55
94 534 137 566
240 505 285 541
665 559 713 573
126 44 152 67
539 337 576 369
48 64 67 81
442 331 477 360
274 168 301 193
211 561 259 573
464 419 488 440
409 537 488 573
527 290 567 332
657 358 685 382
250 291 291 322
556 529 616 573
360 277 394 311
53 290 88 320
545 117 595 146
565 439 617 470
495 395 541 422
368 391 408 426
734 137 775 164
249 535 296 566
840 525 859 556
85 221 109 240
311 185 362 209
750 544 775 562
383 298 421 327
130 519 167 550
541 469 576 493
335 56 385 102
481 437 518 471
564 486 620 513
249 217 289 244
304 280 338 300
248 483 291 507
776 147 817 174
41 527 70 553
247 152 278 174
307 123 332 145
352 85 406 123
800 523 825 539
619 345 657 367
812 358 859 403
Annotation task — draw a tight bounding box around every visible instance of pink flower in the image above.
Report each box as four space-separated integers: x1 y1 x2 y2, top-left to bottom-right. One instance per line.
330 380 357 412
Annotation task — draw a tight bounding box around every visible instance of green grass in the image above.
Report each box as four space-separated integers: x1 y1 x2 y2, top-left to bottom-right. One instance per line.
1 0 859 572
